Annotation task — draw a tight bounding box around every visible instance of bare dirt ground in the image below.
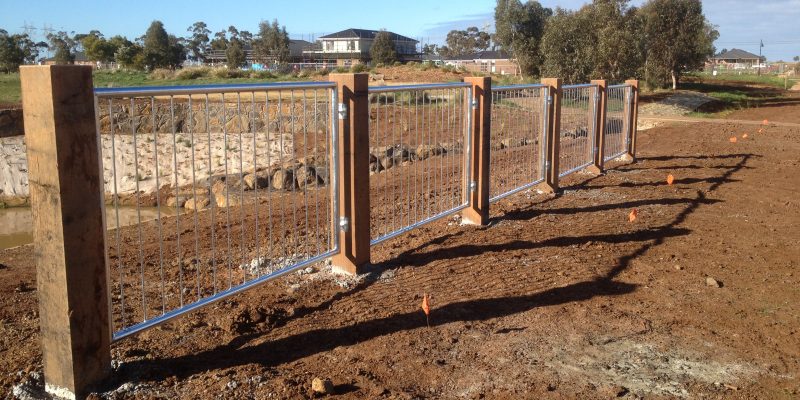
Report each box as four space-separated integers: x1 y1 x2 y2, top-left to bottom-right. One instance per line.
2 100 800 399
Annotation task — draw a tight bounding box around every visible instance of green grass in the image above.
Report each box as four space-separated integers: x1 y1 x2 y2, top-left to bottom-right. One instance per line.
690 72 789 90
0 69 319 106
0 73 21 104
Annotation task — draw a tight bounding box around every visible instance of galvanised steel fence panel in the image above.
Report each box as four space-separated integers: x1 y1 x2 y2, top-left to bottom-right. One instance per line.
604 84 632 161
489 84 549 202
94 82 340 341
559 84 599 177
367 83 471 245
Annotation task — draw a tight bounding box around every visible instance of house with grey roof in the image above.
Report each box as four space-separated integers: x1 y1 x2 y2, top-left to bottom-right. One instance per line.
710 48 766 69
302 28 419 65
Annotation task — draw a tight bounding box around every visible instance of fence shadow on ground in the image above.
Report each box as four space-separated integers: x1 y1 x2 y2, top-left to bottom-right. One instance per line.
115 152 754 386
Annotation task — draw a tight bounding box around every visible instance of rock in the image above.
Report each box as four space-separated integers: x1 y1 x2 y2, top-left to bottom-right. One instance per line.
311 378 334 395
373 145 394 158
674 265 684 271
295 166 318 188
706 276 722 288
214 191 241 208
379 155 394 170
500 138 520 149
243 171 270 190
416 144 443 160
184 197 210 211
370 161 383 174
166 195 189 208
271 168 296 191
314 164 330 185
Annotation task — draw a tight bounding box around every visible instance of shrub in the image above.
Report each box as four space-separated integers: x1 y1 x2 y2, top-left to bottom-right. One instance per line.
334 66 349 74
175 66 211 80
351 63 368 73
249 70 276 79
149 68 174 80
393 61 403 67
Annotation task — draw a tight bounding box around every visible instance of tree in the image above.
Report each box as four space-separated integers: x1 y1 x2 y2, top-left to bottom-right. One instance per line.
210 30 229 51
80 31 118 63
640 0 717 89
46 31 76 64
0 30 38 72
186 21 211 62
370 30 397 64
442 27 492 57
539 8 596 83
253 19 290 64
142 21 185 69
421 43 439 55
494 0 552 76
116 42 145 69
793 56 799 62
226 36 246 69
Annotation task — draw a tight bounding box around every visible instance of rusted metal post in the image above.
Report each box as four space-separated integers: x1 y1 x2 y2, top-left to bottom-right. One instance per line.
539 78 562 193
462 76 491 225
623 79 639 162
329 73 371 274
20 65 111 399
588 79 607 174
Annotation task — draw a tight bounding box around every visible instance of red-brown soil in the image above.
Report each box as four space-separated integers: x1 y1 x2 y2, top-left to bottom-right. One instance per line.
2 102 799 399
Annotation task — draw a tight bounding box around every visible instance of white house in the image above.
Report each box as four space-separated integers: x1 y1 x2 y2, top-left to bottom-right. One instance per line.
303 28 419 65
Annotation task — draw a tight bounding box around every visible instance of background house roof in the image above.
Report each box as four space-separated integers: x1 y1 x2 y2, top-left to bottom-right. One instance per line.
712 48 765 61
319 28 418 43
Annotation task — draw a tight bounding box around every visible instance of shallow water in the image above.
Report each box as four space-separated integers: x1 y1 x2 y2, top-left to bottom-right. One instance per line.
0 206 183 250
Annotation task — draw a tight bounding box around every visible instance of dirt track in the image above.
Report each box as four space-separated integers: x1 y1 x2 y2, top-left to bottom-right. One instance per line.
1 101 799 398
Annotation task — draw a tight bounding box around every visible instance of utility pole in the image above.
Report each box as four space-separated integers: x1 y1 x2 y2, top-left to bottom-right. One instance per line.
758 39 763 76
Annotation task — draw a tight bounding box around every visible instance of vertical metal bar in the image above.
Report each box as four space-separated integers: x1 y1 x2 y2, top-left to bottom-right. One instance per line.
170 95 184 308
130 98 147 321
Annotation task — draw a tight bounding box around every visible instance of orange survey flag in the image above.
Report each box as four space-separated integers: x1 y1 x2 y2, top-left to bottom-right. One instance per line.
742 133 748 139
666 174 675 185
628 209 638 222
421 294 431 327
758 128 764 134
729 136 737 143
762 119 769 125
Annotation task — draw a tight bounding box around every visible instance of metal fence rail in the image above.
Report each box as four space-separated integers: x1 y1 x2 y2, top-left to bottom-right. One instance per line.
94 82 339 340
489 84 549 202
559 84 598 177
604 84 632 161
367 83 471 245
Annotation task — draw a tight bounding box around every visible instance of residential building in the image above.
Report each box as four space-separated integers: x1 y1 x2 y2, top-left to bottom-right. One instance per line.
709 48 766 69
302 28 419 65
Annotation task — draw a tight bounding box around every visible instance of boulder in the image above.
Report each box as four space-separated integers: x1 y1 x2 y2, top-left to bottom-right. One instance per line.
243 170 271 190
271 168 296 191
184 197 210 211
416 144 444 160
295 166 318 188
378 155 394 170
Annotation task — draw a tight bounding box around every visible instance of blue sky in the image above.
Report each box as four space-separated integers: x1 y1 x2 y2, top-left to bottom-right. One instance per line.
1 0 799 61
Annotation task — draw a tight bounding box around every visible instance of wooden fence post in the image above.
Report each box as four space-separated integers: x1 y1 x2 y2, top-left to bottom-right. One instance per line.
20 65 111 399
539 78 562 193
623 79 639 162
329 73 371 275
589 79 608 174
462 76 491 225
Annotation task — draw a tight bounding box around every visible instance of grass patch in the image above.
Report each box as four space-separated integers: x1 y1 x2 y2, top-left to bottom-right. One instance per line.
690 72 788 90
1 67 331 106
0 73 21 105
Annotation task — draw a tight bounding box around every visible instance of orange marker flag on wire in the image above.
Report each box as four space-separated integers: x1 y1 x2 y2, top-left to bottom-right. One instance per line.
421 294 431 327
758 128 764 134
762 119 769 126
666 174 675 186
742 133 748 139
729 136 738 143
628 209 638 223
